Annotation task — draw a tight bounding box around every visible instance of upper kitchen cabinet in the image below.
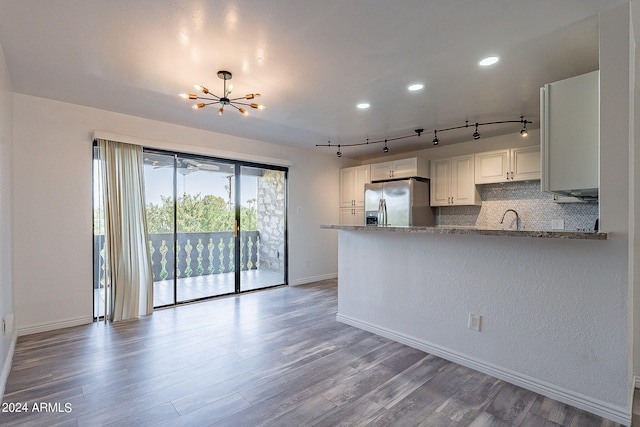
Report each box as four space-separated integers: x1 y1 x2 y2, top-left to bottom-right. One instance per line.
370 157 429 181
540 70 599 200
339 165 370 208
475 146 540 184
430 155 481 207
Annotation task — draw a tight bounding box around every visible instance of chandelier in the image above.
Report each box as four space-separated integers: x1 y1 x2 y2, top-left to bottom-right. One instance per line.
180 70 264 116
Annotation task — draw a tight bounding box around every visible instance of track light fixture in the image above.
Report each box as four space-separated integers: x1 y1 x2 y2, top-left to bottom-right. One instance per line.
180 70 264 116
473 123 481 140
520 116 529 137
317 117 531 157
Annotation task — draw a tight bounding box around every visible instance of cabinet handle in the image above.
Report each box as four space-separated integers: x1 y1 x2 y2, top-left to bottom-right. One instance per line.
511 171 514 180
506 172 509 180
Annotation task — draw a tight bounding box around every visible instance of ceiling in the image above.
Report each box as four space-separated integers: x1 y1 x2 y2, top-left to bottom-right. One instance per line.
0 0 622 160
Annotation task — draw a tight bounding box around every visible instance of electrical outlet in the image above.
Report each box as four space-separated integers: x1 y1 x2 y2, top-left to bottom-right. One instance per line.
3 313 13 336
551 219 565 230
468 313 482 332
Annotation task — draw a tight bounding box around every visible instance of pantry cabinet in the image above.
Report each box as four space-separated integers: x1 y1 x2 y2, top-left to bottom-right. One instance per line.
474 146 540 184
339 165 370 224
339 165 370 208
430 155 481 206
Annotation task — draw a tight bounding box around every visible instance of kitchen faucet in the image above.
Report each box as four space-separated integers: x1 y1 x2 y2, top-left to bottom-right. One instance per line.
500 209 520 230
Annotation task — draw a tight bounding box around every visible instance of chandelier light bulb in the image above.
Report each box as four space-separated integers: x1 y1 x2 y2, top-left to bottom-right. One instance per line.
239 107 247 115
179 93 188 99
432 130 439 146
218 107 224 115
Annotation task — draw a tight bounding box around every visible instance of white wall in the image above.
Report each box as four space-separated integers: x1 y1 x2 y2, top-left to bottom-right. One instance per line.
0 40 15 401
12 95 342 334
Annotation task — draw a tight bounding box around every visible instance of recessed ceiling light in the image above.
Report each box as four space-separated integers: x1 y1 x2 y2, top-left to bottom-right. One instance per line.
408 83 424 91
479 56 500 67
356 103 370 110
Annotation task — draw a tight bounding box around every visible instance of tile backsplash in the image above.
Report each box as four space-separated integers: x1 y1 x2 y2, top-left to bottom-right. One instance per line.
437 180 599 231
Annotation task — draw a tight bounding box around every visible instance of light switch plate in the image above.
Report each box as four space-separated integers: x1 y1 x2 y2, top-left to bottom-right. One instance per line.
468 313 482 332
551 219 565 230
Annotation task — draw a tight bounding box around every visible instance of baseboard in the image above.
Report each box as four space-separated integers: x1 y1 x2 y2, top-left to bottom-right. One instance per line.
0 331 17 405
289 273 337 286
17 315 93 336
337 313 631 426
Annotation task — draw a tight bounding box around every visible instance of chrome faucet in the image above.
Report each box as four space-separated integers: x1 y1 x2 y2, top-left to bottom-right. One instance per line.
500 209 520 230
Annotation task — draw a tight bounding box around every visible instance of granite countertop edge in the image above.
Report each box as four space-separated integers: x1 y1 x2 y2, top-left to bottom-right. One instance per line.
319 225 608 240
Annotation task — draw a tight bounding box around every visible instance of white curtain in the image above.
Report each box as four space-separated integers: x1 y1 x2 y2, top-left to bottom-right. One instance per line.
96 139 153 321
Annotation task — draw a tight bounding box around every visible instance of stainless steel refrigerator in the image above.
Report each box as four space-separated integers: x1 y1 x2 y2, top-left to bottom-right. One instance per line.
364 178 435 226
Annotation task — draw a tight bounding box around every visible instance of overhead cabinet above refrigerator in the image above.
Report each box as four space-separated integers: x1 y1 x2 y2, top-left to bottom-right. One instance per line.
540 70 599 200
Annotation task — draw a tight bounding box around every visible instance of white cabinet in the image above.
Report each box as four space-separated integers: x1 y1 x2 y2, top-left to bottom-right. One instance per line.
540 70 599 199
339 165 370 224
370 157 429 181
430 155 481 206
475 146 540 184
339 207 365 225
339 165 370 208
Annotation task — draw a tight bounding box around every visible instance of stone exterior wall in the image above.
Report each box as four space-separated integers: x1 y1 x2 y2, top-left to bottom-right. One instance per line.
257 170 285 271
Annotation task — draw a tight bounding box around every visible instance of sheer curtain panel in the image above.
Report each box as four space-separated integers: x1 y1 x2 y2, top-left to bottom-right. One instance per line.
97 139 153 321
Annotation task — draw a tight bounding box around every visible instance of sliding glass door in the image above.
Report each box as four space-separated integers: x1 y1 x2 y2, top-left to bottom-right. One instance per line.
239 166 287 291
141 151 287 308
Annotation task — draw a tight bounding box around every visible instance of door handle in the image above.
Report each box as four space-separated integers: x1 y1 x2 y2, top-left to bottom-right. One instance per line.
233 220 239 237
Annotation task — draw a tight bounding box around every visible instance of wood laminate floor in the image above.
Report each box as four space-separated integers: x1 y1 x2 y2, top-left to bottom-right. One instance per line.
1 279 624 426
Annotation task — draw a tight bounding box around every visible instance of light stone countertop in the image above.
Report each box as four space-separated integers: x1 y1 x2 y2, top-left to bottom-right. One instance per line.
320 224 608 240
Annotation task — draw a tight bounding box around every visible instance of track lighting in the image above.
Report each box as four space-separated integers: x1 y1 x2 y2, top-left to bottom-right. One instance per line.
318 118 531 156
473 123 481 140
520 116 529 137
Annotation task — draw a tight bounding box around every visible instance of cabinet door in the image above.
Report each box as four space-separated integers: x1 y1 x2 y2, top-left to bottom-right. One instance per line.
475 150 509 184
390 158 417 179
339 207 364 225
370 161 393 181
511 146 540 181
430 159 451 206
339 167 357 208
353 166 370 206
452 155 480 205
541 70 599 194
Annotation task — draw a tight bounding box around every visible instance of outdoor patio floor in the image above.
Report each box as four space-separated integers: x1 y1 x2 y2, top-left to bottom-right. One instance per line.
93 269 285 318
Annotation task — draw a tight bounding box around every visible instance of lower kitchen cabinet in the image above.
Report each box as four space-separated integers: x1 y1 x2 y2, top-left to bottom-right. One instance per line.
339 207 365 225
431 155 481 206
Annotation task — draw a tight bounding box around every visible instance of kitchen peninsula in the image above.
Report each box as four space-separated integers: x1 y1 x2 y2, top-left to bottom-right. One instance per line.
323 222 624 422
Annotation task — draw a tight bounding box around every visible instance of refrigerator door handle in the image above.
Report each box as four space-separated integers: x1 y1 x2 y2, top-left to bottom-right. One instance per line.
381 198 387 225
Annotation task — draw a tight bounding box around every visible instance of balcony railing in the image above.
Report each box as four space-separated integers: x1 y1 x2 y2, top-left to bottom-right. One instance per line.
94 231 260 288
